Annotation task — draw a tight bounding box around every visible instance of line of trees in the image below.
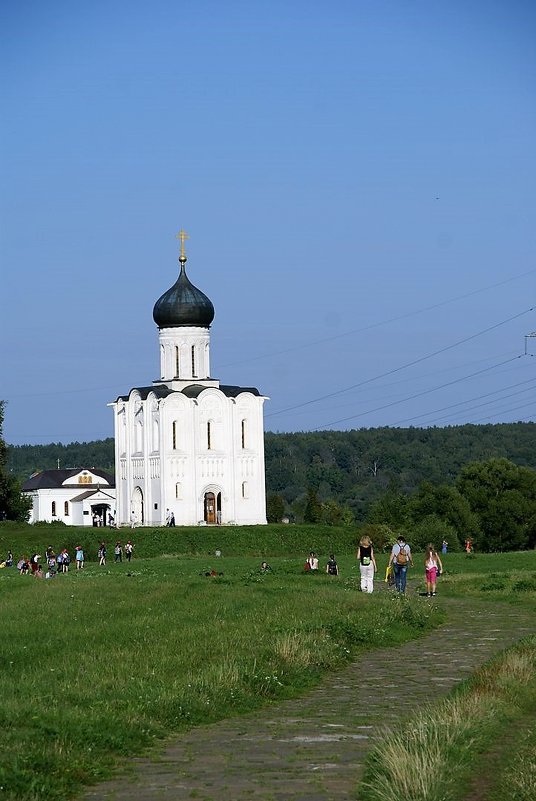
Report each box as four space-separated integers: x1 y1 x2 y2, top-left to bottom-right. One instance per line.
5 421 536 550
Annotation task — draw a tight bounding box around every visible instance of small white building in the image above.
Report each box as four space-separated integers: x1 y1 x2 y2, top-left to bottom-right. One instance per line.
22 468 116 526
109 234 268 527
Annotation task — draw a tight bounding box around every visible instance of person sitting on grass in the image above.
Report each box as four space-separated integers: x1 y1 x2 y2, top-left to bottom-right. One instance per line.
18 557 30 575
424 543 443 597
260 561 272 573
306 552 319 571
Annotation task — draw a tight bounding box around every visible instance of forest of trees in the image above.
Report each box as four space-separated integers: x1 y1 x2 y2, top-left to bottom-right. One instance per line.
263 423 536 522
6 422 536 551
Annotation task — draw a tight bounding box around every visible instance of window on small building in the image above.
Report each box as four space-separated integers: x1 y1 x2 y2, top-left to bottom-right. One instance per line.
64 501 69 516
51 501 56 517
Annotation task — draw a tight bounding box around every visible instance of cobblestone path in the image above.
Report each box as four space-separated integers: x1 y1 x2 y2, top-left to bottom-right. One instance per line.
82 598 536 801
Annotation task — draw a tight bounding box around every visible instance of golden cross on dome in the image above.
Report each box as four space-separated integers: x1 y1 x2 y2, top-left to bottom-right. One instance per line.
176 229 190 259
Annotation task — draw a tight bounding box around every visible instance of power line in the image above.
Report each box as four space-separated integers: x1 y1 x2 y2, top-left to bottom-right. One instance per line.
219 267 536 369
390 376 536 427
310 354 524 430
303 350 526 417
468 401 535 425
402 382 536 428
267 307 534 420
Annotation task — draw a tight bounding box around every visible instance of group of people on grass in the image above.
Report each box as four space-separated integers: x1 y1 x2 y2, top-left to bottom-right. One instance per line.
6 540 135 578
6 535 445 595
301 536 444 596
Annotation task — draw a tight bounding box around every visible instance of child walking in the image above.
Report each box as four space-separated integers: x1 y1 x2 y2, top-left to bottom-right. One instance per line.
424 543 443 597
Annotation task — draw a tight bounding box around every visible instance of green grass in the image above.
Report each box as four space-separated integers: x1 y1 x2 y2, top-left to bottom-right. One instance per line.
3 527 536 801
0 521 363 560
357 636 536 801
490 717 536 801
424 550 536 603
0 555 440 801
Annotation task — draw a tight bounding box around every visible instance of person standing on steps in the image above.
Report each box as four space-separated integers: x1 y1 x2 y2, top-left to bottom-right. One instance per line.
424 543 443 597
357 535 377 592
388 535 414 594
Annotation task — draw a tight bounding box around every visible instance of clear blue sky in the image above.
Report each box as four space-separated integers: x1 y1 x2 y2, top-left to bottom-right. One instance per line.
2 0 535 445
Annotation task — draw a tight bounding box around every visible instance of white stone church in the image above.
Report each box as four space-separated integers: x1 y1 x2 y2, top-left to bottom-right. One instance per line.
109 233 268 526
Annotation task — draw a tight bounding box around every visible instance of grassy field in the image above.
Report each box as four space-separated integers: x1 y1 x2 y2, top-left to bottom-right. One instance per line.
0 546 439 801
420 550 536 600
2 523 536 801
357 550 536 801
358 635 536 801
0 521 362 561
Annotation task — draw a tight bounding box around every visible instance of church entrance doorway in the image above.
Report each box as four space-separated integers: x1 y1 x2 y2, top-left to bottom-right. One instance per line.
204 491 222 524
131 487 144 526
91 503 111 527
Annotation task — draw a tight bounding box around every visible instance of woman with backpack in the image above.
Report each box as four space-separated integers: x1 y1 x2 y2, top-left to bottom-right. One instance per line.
388 535 414 594
357 535 377 592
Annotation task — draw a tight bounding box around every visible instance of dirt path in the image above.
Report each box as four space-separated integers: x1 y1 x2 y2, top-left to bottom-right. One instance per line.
81 598 536 801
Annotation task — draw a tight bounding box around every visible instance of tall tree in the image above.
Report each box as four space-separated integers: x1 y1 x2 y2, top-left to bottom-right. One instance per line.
0 402 32 521
456 458 536 551
407 481 479 545
303 488 322 523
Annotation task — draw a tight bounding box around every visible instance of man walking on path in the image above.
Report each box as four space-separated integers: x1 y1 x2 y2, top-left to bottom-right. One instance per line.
389 535 414 593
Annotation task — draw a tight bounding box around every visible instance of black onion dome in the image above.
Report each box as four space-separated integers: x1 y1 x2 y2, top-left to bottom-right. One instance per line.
152 259 215 328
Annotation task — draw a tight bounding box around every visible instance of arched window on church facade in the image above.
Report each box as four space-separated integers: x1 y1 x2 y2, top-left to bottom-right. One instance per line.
135 417 143 453
172 420 178 450
207 420 212 450
191 345 197 378
119 409 126 456
242 481 249 499
241 419 247 449
175 346 180 378
51 501 56 517
175 482 182 499
134 401 144 453
152 416 159 452
64 501 69 516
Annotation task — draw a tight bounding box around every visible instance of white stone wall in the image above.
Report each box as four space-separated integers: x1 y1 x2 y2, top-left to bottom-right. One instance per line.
158 326 211 382
112 385 267 526
25 486 116 526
